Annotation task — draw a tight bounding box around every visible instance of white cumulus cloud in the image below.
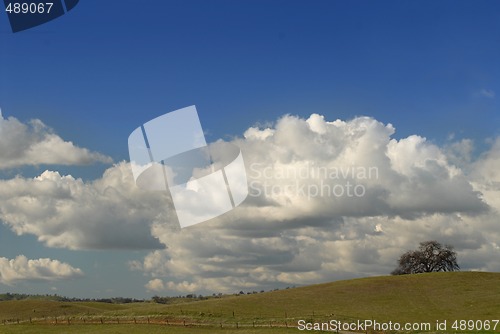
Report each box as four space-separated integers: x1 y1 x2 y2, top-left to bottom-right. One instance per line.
0 162 168 250
145 278 165 292
0 113 112 169
0 255 83 285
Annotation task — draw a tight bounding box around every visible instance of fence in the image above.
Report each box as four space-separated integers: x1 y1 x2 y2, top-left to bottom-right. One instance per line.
2 315 298 329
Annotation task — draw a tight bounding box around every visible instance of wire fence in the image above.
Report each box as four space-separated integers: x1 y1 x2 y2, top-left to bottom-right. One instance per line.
1 314 389 334
2 315 299 329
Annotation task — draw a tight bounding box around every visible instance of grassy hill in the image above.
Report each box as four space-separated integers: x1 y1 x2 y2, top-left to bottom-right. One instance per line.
0 272 498 333
119 271 497 323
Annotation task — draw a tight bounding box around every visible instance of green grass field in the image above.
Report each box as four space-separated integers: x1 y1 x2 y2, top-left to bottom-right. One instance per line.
0 272 498 333
0 324 298 334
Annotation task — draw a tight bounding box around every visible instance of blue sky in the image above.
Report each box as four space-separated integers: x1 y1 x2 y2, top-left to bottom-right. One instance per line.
0 1 499 298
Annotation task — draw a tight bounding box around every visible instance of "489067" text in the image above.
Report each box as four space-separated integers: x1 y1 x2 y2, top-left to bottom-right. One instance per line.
5 2 53 14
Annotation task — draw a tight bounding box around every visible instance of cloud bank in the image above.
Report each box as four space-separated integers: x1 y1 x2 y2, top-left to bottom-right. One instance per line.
132 114 497 293
1 113 498 293
0 255 83 285
0 113 112 169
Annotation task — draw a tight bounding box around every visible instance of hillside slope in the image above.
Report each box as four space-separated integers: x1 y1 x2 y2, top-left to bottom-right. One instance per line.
1 272 498 325
134 271 500 323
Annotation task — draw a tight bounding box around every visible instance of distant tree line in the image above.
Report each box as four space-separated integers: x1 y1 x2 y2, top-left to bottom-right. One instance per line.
1 287 297 304
0 293 144 304
0 293 68 302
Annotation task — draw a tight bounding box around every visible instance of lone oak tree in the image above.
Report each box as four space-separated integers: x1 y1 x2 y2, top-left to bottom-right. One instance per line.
392 240 460 275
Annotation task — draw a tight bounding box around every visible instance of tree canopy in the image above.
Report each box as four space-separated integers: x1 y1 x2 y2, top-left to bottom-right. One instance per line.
392 240 460 275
